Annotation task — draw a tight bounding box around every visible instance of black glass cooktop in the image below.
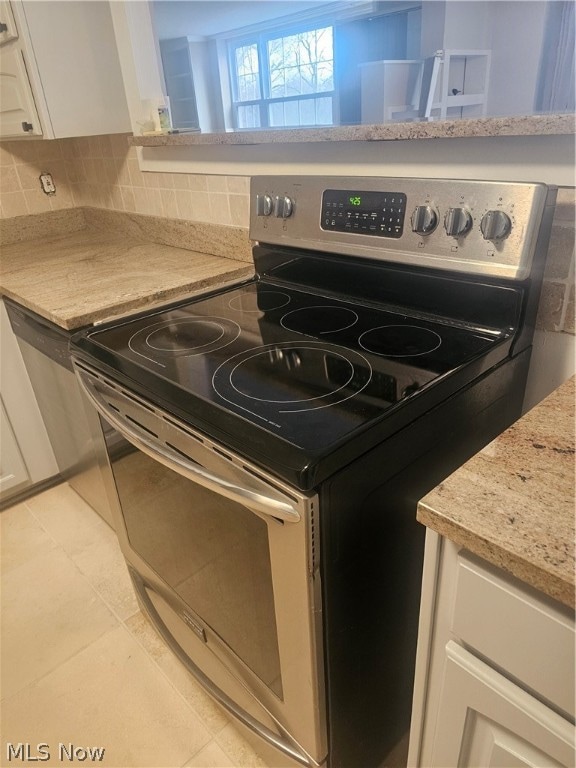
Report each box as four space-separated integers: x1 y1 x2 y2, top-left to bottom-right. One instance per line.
75 280 507 454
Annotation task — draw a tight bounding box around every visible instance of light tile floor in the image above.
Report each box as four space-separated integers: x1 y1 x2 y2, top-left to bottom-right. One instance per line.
0 483 271 768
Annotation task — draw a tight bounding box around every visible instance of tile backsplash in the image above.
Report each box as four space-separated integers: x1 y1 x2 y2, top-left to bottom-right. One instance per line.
536 187 575 337
0 134 249 227
0 134 573 337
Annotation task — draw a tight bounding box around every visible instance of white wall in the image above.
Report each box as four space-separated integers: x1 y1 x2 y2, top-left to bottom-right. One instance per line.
406 7 422 59
524 331 575 412
152 0 332 39
442 1 491 50
420 0 446 57
487 2 548 117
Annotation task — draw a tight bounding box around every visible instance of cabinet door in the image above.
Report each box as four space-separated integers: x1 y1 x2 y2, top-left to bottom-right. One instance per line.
0 40 42 137
431 641 575 767
0 395 30 498
0 1 18 45
16 0 130 138
0 301 57 493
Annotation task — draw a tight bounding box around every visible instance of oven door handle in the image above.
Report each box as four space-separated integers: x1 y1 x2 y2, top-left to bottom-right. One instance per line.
77 371 301 523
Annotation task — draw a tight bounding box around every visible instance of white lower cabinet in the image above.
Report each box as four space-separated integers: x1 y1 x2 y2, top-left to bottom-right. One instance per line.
432 642 574 767
0 300 57 503
0 394 30 495
409 532 575 768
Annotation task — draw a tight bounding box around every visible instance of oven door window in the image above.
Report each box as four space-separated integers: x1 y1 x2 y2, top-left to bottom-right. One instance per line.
111 443 283 698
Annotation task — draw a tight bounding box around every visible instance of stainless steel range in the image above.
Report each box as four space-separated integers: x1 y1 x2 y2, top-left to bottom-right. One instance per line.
71 176 556 768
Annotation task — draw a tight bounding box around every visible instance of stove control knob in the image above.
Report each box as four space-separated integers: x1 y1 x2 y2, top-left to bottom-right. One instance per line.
480 210 512 240
444 207 473 237
411 205 438 235
256 194 273 217
274 195 294 219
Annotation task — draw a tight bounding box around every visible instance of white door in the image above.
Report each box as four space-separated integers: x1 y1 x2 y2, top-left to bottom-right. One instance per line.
430 641 575 767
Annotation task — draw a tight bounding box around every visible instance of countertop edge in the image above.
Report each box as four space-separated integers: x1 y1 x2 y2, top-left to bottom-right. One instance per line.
416 502 574 608
130 114 576 147
1 265 255 331
0 207 256 330
417 376 575 610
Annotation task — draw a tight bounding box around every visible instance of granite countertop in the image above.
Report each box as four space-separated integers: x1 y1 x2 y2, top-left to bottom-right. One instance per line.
0 209 255 330
418 377 575 608
132 114 575 147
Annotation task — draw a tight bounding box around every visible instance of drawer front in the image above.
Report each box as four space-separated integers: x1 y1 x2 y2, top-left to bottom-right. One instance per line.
452 552 575 719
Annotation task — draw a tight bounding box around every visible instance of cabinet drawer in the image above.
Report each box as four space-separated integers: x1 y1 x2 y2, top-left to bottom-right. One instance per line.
452 552 575 719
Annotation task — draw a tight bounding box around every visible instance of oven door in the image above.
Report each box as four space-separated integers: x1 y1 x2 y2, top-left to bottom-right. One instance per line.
73 360 326 767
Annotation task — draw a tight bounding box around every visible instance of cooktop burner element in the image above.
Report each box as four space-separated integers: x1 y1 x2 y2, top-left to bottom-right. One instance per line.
213 341 372 413
229 288 291 313
128 316 241 361
280 306 358 335
359 325 442 357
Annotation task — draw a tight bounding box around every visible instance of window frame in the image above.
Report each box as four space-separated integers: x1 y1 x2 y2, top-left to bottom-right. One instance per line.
227 21 335 130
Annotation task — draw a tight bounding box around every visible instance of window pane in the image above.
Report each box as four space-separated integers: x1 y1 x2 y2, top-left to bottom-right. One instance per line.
269 102 285 127
299 98 316 124
268 96 333 127
284 100 299 125
237 104 261 129
315 96 333 124
234 44 261 101
267 26 333 98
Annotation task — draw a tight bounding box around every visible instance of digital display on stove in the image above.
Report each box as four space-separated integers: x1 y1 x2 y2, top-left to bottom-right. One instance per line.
321 189 407 238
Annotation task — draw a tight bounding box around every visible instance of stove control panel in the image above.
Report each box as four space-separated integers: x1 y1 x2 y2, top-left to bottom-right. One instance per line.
250 176 556 280
321 189 407 238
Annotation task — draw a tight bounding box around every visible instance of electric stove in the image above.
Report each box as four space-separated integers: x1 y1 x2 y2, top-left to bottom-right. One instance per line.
70 176 557 768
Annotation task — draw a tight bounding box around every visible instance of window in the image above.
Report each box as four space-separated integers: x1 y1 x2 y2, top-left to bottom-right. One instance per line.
229 25 334 129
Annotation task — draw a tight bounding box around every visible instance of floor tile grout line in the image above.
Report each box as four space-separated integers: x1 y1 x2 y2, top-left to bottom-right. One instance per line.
1 491 128 701
110 622 223 767
18 483 141 626
4 485 269 768
178 737 221 768
119 612 232 740
7 486 225 746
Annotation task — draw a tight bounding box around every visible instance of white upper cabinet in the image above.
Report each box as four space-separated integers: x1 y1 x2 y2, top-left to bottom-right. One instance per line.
0 0 131 139
0 32 42 136
0 0 18 44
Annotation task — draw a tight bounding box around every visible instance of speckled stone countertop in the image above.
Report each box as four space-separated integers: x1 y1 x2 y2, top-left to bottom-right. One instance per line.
132 113 575 147
0 208 254 330
418 377 575 608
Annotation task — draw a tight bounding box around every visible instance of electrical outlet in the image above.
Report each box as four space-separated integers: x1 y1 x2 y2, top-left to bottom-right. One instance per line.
39 172 56 195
